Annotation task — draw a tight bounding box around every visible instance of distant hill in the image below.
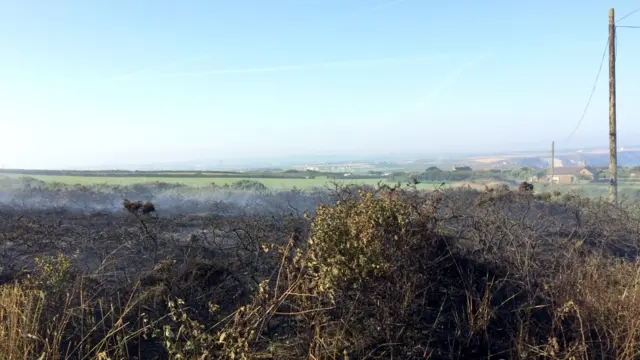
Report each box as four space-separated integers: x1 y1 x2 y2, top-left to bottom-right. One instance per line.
466 147 640 168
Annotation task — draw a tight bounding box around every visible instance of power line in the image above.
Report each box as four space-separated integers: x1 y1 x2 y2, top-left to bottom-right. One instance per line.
617 6 640 22
564 38 609 141
617 25 640 28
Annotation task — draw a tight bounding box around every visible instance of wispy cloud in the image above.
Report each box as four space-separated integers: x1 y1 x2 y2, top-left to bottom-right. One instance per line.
413 52 491 111
110 54 452 81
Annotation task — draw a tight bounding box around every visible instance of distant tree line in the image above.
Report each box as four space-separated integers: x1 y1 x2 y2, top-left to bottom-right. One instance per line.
385 167 548 184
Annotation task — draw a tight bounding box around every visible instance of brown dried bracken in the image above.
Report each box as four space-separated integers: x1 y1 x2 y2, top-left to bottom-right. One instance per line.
123 199 143 213
123 199 155 215
142 201 156 215
518 181 534 193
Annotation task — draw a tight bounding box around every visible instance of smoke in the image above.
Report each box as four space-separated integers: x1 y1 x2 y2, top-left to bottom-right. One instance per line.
0 176 334 218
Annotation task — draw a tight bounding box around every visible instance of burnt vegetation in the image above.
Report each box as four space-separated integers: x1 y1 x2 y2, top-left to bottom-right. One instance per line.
123 199 156 215
2 176 640 359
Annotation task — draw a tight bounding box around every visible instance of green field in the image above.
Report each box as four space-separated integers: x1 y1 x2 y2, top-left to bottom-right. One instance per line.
6 172 639 198
534 181 640 199
1 173 452 190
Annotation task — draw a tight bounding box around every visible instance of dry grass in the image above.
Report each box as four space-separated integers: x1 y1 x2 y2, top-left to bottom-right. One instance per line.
0 284 45 359
543 256 640 359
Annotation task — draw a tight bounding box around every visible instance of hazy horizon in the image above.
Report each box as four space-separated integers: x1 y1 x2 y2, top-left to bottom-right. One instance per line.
2 1 640 169
2 142 634 171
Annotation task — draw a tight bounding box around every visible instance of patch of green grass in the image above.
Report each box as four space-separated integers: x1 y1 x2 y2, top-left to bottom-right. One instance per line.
533 182 640 199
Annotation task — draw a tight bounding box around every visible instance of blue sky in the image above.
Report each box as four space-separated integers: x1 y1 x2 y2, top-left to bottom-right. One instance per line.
1 1 640 168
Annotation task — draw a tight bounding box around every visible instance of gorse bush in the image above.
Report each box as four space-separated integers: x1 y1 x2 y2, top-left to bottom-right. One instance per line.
2 183 640 359
218 187 447 358
27 252 77 295
306 189 426 290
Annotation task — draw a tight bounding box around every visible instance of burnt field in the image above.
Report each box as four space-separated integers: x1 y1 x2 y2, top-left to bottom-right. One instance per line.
0 177 331 285
2 177 640 359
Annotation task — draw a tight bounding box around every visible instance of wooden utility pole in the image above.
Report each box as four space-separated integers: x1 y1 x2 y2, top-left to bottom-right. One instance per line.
609 8 618 204
551 141 555 187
